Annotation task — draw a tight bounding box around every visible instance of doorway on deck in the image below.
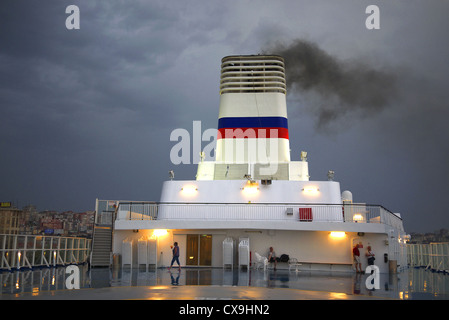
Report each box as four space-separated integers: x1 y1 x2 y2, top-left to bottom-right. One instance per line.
186 234 212 266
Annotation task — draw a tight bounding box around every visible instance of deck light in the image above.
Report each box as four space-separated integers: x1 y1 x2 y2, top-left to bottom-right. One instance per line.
152 229 168 238
330 231 346 238
353 214 364 222
181 185 198 194
17 251 21 269
242 180 259 194
302 186 319 194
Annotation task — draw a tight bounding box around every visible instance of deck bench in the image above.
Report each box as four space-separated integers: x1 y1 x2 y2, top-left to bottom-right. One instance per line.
267 256 302 272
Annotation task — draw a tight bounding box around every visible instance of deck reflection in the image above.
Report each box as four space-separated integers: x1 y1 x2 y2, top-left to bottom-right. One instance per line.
1 265 449 300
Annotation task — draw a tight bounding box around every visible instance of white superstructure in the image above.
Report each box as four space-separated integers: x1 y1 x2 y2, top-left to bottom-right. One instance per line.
100 55 408 274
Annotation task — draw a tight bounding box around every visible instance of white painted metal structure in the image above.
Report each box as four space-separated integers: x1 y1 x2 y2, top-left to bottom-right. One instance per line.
108 55 408 274
136 237 157 271
238 238 250 269
223 237 234 269
121 238 133 269
0 234 91 271
408 243 449 272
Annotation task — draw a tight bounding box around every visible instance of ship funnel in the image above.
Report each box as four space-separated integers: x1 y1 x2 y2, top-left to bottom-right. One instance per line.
216 55 290 164
196 55 309 182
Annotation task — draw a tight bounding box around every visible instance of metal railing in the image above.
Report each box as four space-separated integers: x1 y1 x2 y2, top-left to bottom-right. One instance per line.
114 202 403 229
408 242 449 272
116 202 158 221
97 210 115 225
0 234 91 271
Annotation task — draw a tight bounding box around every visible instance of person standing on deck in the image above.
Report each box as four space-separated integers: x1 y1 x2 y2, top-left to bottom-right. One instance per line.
168 242 181 271
353 244 361 273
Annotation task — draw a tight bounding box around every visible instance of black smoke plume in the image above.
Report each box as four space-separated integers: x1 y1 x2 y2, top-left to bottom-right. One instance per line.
264 39 398 129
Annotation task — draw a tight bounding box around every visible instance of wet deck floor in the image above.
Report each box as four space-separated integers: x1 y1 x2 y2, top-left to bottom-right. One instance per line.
1 265 449 300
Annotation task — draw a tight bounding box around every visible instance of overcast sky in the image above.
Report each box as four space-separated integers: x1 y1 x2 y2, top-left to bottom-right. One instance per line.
1 1 448 233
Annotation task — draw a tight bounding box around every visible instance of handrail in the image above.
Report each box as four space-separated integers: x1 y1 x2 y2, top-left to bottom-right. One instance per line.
114 201 403 229
116 201 400 209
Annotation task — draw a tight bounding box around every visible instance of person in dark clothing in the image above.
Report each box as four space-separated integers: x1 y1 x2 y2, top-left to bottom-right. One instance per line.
366 245 375 266
268 247 277 270
168 242 181 271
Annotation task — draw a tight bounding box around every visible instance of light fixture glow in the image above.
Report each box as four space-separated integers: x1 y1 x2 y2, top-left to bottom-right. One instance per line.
302 186 320 193
330 231 346 238
181 185 198 194
242 181 259 194
353 214 364 222
152 229 168 237
17 251 21 269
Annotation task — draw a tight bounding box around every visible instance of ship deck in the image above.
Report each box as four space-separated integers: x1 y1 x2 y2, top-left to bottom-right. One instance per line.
2 265 448 300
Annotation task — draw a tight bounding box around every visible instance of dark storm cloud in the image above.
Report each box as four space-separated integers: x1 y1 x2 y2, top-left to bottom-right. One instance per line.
264 39 398 129
0 0 185 152
0 0 193 210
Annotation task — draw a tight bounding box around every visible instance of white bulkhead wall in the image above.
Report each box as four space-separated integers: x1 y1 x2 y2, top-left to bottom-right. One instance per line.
215 138 291 164
218 93 288 119
160 180 342 204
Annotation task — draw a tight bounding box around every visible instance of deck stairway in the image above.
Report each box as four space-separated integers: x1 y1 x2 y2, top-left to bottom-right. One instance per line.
90 225 112 267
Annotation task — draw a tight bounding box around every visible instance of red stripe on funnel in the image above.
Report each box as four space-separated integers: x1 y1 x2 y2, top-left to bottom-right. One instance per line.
217 127 289 139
